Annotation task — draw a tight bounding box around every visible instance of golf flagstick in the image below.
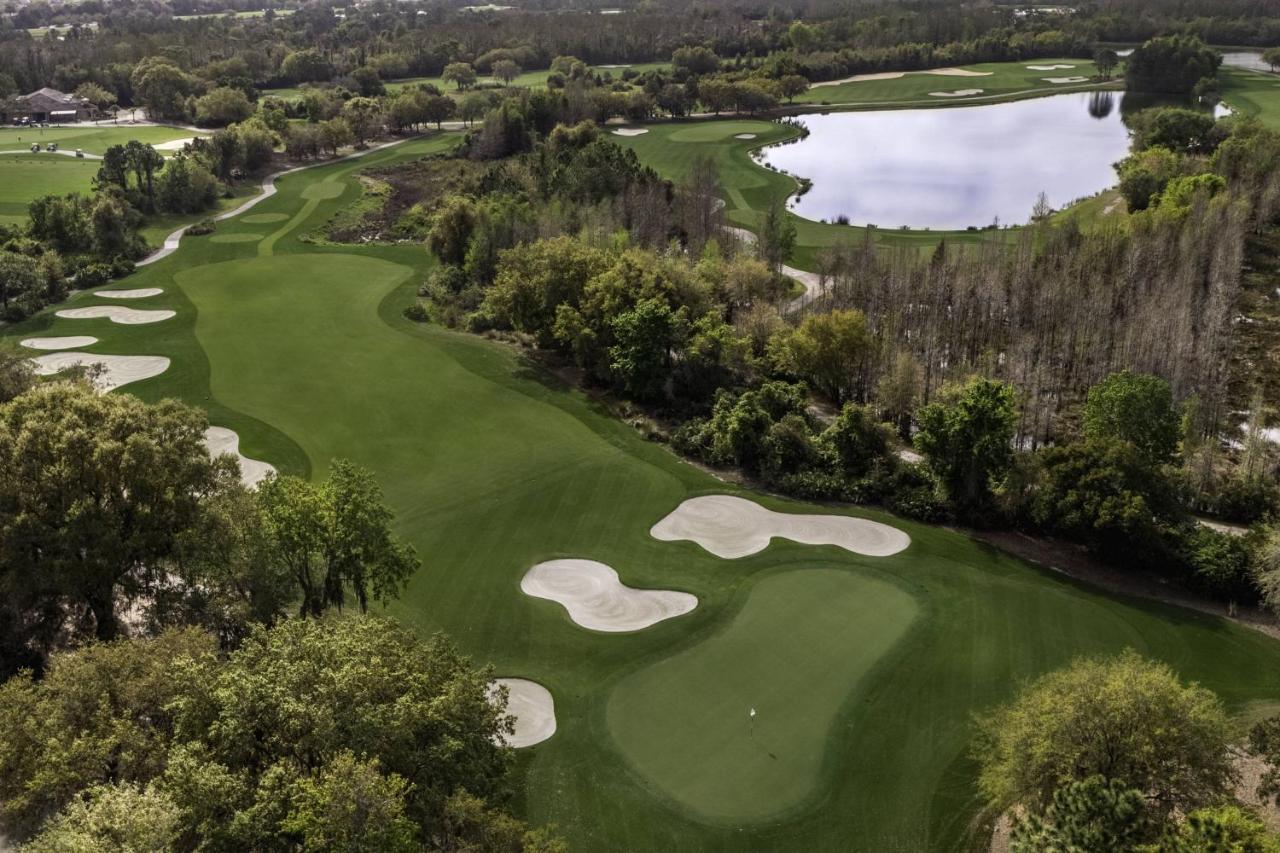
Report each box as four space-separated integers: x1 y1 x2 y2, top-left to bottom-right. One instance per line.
750 707 756 739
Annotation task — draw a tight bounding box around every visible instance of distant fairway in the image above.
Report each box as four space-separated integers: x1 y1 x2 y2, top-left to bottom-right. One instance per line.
0 154 98 226
264 62 669 100
7 130 1280 851
1222 66 1280 128
796 57 1107 106
0 124 206 228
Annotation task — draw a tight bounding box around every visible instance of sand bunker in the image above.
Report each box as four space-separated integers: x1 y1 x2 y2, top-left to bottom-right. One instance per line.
651 494 911 559
930 88 985 97
20 336 98 350
56 306 175 325
488 678 556 748
204 426 277 489
611 128 649 137
521 558 696 632
1043 76 1089 83
1028 64 1076 70
734 133 757 139
812 67 992 87
31 352 170 393
97 288 163 299
153 137 198 152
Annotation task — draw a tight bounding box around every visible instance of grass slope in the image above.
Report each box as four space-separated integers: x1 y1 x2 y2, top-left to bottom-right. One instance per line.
6 131 1280 852
1222 67 1280 128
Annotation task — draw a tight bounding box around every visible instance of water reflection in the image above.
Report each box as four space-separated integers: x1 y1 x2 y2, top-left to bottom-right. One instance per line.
1088 91 1115 119
757 93 1132 230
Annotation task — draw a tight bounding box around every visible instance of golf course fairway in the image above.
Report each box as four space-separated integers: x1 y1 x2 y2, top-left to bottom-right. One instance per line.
7 130 1280 852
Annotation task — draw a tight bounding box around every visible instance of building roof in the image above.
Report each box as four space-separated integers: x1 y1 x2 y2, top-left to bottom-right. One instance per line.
24 88 79 104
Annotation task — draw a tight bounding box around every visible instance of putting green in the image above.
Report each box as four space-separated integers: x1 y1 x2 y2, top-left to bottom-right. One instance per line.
607 568 918 822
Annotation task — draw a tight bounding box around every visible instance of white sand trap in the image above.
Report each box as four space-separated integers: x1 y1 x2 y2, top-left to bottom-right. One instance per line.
152 137 198 151
1043 76 1089 83
521 558 696 632
56 306 175 325
930 88 985 97
924 67 992 77
488 678 556 748
1027 64 1076 70
31 352 169 393
96 288 163 299
812 67 992 88
203 426 277 489
611 128 648 136
813 71 905 86
20 336 98 350
734 133 757 139
651 494 911 559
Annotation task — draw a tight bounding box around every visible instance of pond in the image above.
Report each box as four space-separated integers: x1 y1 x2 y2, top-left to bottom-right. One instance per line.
758 92 1133 230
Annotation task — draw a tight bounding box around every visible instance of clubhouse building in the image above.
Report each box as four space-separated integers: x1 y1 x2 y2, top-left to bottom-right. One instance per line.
2 88 99 124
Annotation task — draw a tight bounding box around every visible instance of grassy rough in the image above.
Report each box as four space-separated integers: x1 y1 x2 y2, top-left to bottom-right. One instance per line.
5 131 1280 852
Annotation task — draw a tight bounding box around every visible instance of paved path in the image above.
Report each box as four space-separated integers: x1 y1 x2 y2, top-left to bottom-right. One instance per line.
723 225 822 310
0 148 102 160
138 136 420 266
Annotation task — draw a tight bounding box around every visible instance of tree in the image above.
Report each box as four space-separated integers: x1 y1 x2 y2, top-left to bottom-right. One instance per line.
821 403 893 478
779 74 809 103
1125 35 1221 94
22 784 182 853
1010 776 1154 852
349 66 385 97
130 57 194 121
1132 107 1222 155
281 752 419 852
0 628 217 837
256 460 418 618
976 650 1234 819
1031 437 1178 555
758 197 796 272
0 618 546 848
492 59 521 86
672 45 719 76
427 195 479 266
442 61 478 91
769 308 871 405
281 48 333 84
154 153 221 214
1083 370 1181 464
193 86 253 127
608 297 684 400
341 97 383 145
458 92 490 126
1094 47 1120 78
1117 145 1182 211
698 78 736 114
0 383 232 644
73 81 117 112
914 377 1017 514
318 117 353 155
423 94 456 128
235 118 276 171
0 250 40 318
1265 48 1280 74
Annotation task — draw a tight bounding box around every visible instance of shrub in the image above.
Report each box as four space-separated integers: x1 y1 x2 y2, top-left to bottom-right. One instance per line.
186 219 216 236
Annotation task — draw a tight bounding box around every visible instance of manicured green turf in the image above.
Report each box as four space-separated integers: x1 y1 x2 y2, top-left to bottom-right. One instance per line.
0 154 99 226
0 124 201 156
1222 67 1280 128
796 58 1109 107
8 130 1280 852
607 568 919 823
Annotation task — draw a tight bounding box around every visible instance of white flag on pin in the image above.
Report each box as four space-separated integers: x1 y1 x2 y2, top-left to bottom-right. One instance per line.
750 708 756 718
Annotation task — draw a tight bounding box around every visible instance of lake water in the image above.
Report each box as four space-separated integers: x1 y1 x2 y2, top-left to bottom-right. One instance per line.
758 92 1132 230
